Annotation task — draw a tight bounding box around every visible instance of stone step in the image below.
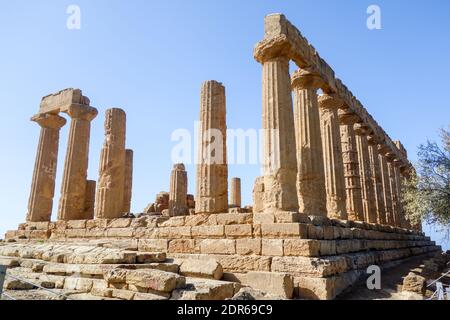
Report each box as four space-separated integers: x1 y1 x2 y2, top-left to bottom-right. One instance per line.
171 277 239 300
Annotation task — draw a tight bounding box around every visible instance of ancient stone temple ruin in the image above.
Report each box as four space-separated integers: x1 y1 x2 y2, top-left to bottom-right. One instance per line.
1 14 441 300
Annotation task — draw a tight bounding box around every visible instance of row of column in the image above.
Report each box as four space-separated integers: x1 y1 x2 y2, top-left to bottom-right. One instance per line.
27 104 133 222
255 51 412 228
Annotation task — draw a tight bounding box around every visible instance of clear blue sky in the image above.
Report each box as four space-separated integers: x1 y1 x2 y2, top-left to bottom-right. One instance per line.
0 0 449 250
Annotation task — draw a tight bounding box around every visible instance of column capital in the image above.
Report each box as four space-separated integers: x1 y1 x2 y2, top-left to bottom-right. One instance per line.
65 104 98 121
291 69 326 90
338 109 360 125
354 123 371 136
31 113 66 129
254 37 292 64
367 134 383 146
318 94 344 109
173 163 186 171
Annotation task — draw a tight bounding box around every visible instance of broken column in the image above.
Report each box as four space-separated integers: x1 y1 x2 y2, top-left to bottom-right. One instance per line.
230 177 242 208
169 163 188 216
354 124 377 223
122 149 134 214
27 113 66 222
195 81 228 214
368 136 387 225
95 108 127 219
339 112 364 221
318 94 347 219
58 104 98 221
291 69 326 216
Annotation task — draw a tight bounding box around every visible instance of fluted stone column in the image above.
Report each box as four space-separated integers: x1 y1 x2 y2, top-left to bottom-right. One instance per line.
83 180 96 219
354 124 377 223
169 163 188 216
292 70 326 216
393 160 405 227
387 159 400 226
122 149 133 214
95 108 126 219
255 55 298 213
318 94 347 219
379 150 394 225
58 104 97 221
230 177 242 208
339 114 364 221
368 137 387 225
195 81 228 214
27 113 66 222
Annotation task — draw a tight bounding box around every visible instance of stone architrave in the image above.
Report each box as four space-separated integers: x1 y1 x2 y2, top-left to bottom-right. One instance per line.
339 112 364 221
195 81 228 214
27 113 66 222
230 177 242 208
169 163 188 217
58 104 98 221
354 124 377 223
291 69 326 216
122 149 134 214
95 108 127 219
318 94 347 219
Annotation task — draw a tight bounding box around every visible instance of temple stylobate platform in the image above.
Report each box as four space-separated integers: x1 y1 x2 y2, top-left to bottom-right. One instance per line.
3 14 440 300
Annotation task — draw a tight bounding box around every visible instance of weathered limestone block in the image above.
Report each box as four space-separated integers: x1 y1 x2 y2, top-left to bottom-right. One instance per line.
292 69 327 216
261 223 308 238
179 259 224 280
243 271 294 299
216 213 253 225
58 104 98 221
192 225 224 238
27 113 66 222
125 269 185 293
138 239 169 252
262 240 284 258
236 239 262 255
171 278 235 300
168 239 197 254
224 224 253 238
122 149 133 214
169 163 188 216
271 256 349 277
195 81 228 214
318 94 347 219
95 108 127 219
200 239 236 255
230 177 242 208
283 239 321 257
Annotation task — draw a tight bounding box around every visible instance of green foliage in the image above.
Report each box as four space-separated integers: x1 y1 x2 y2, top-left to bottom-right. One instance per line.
403 127 450 237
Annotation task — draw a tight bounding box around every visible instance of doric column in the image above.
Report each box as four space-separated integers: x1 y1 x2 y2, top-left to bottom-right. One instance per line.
58 104 97 221
195 81 228 214
230 177 242 208
387 158 400 226
169 163 188 216
291 70 326 216
367 137 387 225
339 113 364 221
122 149 133 214
95 108 126 219
354 124 377 223
318 94 347 219
393 160 405 228
379 149 395 225
27 113 66 222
